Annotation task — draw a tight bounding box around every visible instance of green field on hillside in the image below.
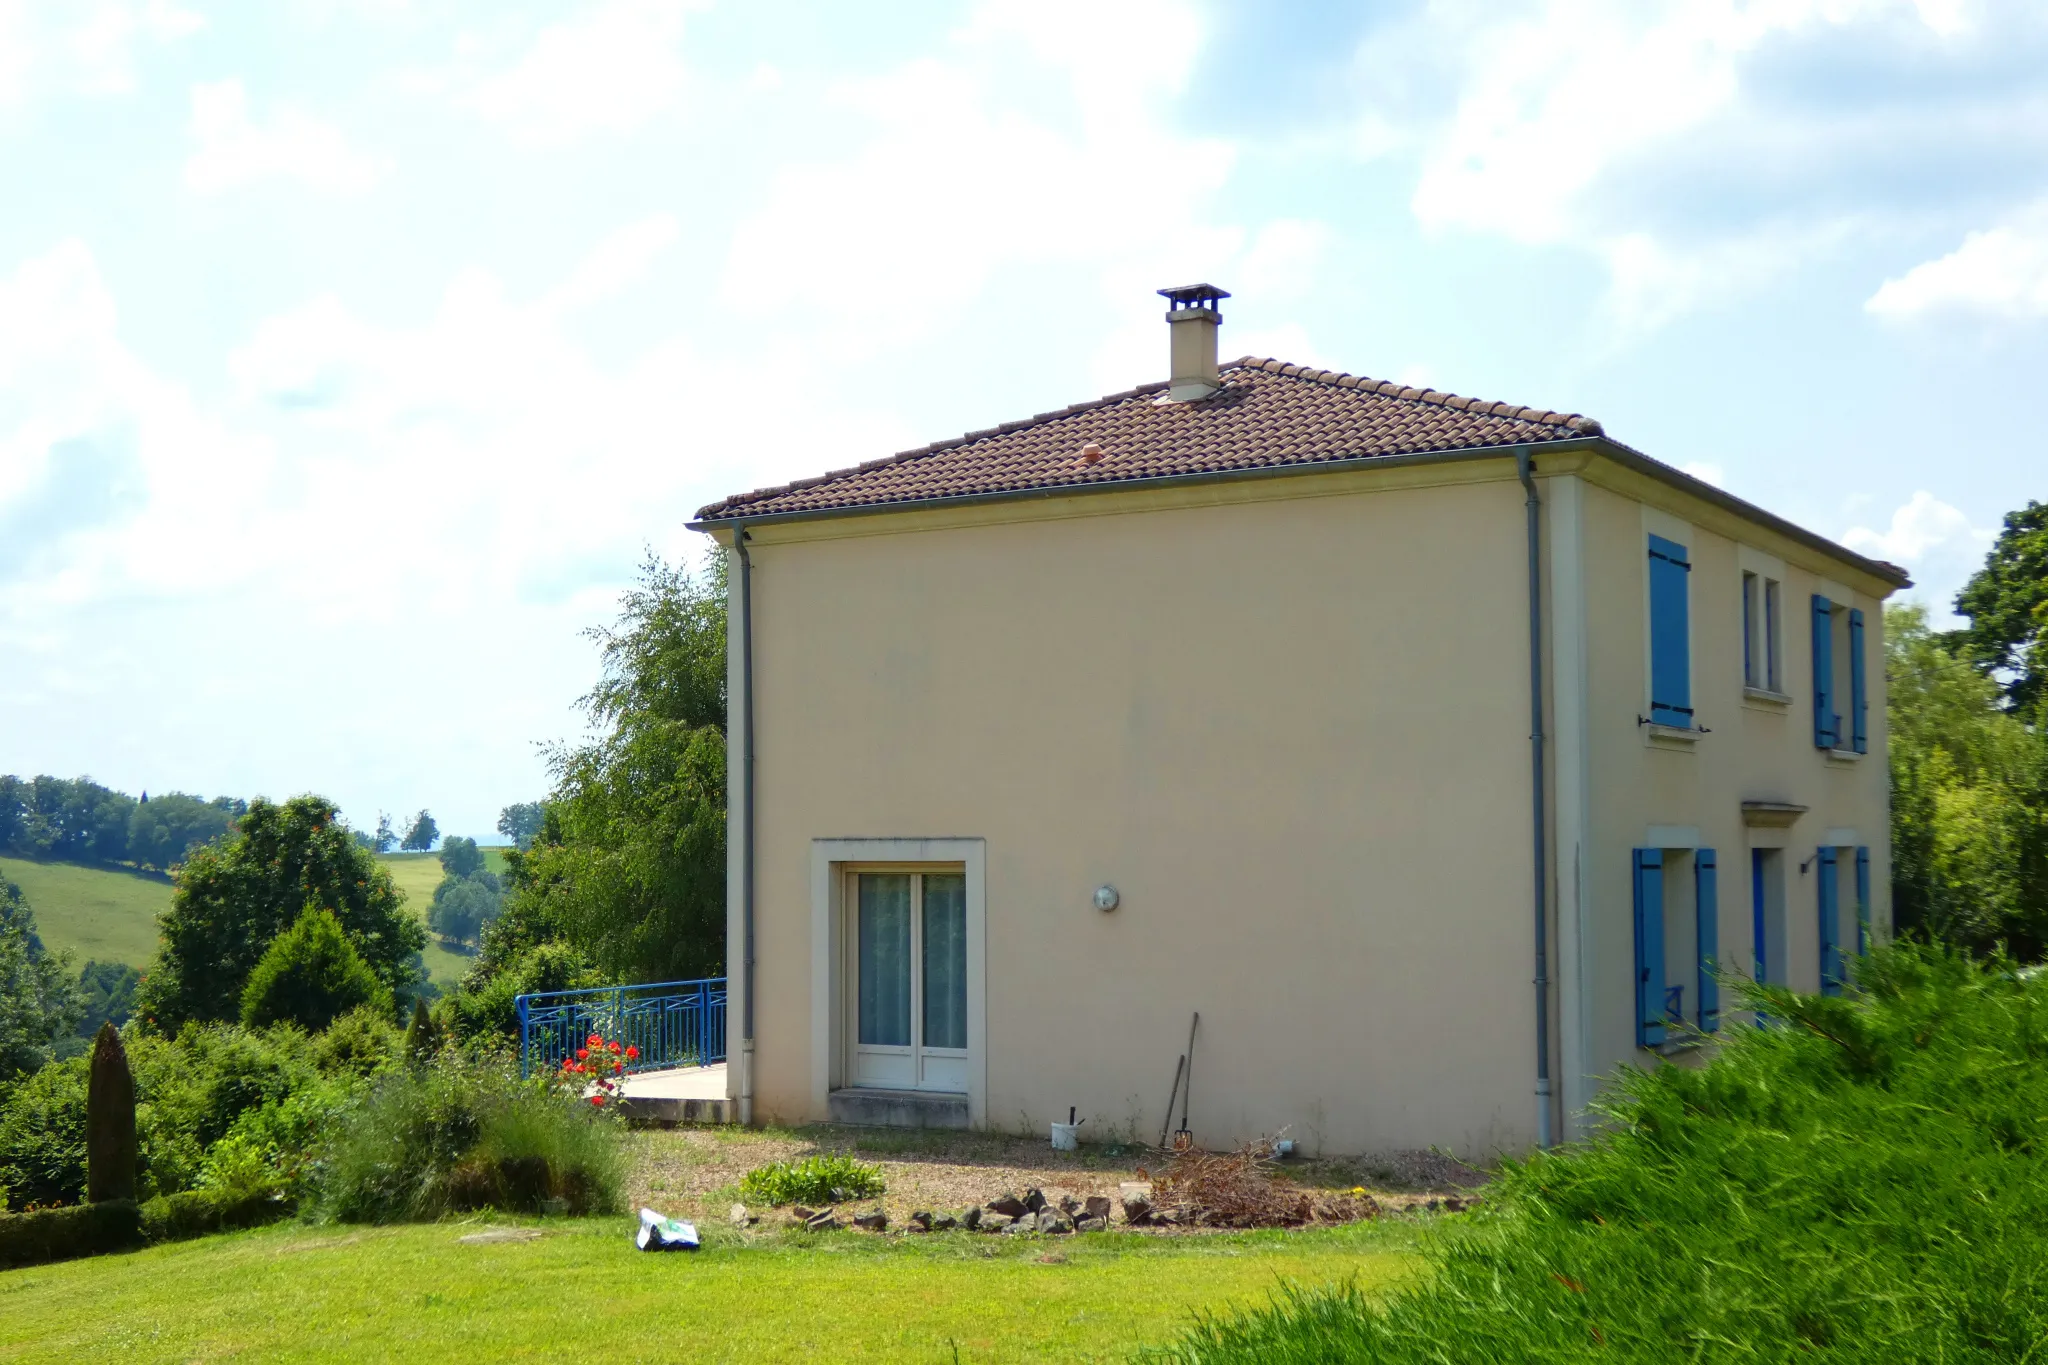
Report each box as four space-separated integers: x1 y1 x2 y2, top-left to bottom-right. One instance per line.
1 849 511 992
374 850 511 991
0 856 168 969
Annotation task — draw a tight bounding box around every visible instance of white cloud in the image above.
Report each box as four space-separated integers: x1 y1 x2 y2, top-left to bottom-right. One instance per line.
184 80 387 195
456 0 703 146
1843 490 1993 564
1366 0 2022 335
721 0 1237 354
542 214 680 315
1866 199 2048 320
0 0 199 104
1237 220 1336 304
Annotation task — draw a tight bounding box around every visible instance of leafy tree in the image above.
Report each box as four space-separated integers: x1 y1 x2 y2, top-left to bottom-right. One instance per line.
1952 500 2048 714
0 880 84 1079
428 872 502 948
239 906 393 1031
495 802 547 850
437 835 485 879
1888 603 2048 957
125 791 235 872
76 960 141 1037
373 812 397 854
136 795 425 1030
400 810 439 853
505 553 726 983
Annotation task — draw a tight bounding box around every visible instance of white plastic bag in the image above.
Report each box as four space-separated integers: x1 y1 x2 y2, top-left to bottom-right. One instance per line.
636 1207 701 1251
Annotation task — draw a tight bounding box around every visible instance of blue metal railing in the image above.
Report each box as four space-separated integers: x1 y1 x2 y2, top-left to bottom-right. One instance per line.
516 977 726 1080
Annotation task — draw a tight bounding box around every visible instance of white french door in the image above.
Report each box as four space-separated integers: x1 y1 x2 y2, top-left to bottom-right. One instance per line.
847 869 969 1092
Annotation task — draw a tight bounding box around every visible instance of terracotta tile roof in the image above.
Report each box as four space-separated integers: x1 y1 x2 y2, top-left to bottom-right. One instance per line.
694 357 1604 522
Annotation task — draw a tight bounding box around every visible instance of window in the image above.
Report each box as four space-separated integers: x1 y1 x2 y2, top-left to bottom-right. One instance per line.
848 869 968 1092
1815 845 1873 996
1648 535 1693 728
1632 847 1720 1047
1750 848 1785 986
1743 572 1783 691
1810 596 1868 752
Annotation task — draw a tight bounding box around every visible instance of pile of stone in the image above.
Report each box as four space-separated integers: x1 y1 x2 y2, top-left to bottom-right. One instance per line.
778 1186 1120 1235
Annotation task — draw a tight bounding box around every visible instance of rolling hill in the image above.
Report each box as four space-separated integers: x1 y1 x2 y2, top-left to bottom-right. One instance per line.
1 848 512 992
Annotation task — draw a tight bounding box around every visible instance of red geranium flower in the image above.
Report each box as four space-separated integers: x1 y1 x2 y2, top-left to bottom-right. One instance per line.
589 1095 604 1107
625 1045 639 1060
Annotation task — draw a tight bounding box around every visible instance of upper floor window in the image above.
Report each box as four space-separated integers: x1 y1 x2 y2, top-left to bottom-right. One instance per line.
1810 595 1867 752
1648 534 1693 728
1742 571 1782 692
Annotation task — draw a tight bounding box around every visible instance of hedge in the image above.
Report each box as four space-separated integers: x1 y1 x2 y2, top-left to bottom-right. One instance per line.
140 1187 293 1243
0 1200 142 1269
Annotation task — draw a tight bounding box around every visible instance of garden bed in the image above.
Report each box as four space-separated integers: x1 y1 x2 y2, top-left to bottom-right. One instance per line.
627 1124 1487 1235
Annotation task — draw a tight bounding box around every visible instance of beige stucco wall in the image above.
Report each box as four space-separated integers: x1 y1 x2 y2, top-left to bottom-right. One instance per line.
727 465 1550 1158
715 451 1900 1155
1554 467 1895 1130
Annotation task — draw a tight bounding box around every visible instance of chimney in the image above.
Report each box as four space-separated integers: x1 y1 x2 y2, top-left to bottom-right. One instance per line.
1158 283 1230 401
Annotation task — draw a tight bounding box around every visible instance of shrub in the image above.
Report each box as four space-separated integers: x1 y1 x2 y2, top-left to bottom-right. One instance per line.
318 1052 621 1222
0 1059 86 1209
737 1155 885 1207
240 906 393 1032
85 1022 136 1203
444 940 598 1041
139 1187 289 1243
313 1004 400 1078
0 1200 140 1269
401 997 440 1067
0 1022 327 1209
1154 943 2048 1363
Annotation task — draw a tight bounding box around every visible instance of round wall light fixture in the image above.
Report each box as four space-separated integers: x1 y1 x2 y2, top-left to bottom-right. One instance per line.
1094 885 1120 912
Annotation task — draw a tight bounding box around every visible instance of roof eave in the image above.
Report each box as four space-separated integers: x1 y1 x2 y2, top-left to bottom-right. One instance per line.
688 434 1912 593
1582 434 1911 591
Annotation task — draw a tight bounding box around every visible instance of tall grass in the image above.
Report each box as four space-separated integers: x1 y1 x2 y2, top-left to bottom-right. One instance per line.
1156 943 2048 1362
319 1052 622 1222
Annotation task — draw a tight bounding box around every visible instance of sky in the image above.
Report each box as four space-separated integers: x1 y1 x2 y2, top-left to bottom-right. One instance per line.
2 0 2045 842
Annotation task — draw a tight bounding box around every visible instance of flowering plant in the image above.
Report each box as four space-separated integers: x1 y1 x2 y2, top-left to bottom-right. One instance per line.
558 1033 639 1108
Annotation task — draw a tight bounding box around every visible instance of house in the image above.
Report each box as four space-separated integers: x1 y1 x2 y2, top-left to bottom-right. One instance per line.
688 285 1908 1156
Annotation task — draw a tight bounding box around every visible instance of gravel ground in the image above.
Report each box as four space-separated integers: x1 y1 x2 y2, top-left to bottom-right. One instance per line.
626 1125 1490 1231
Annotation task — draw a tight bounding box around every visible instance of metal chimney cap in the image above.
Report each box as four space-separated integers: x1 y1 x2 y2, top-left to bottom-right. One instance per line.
1157 283 1231 309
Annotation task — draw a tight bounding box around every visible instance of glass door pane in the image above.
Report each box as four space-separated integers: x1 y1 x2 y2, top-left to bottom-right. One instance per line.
857 874 911 1046
921 874 967 1051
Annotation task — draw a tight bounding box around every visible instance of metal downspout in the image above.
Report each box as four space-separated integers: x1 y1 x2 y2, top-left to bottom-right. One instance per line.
1517 447 1555 1150
734 527 757 1125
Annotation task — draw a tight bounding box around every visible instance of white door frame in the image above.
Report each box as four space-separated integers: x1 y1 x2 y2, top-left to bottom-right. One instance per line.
810 838 987 1126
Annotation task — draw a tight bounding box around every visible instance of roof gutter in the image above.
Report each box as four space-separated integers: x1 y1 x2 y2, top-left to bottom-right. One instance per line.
690 436 1910 592
732 527 757 1127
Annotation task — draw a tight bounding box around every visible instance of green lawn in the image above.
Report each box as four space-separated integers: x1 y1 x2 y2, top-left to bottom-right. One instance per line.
0 1216 1418 1363
0 856 168 968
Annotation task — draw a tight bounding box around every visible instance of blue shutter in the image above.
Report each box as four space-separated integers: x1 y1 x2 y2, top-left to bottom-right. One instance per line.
1633 849 1665 1048
1849 608 1868 754
1696 848 1720 1033
1855 846 1871 957
1817 847 1841 996
1648 537 1693 728
1811 596 1836 749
